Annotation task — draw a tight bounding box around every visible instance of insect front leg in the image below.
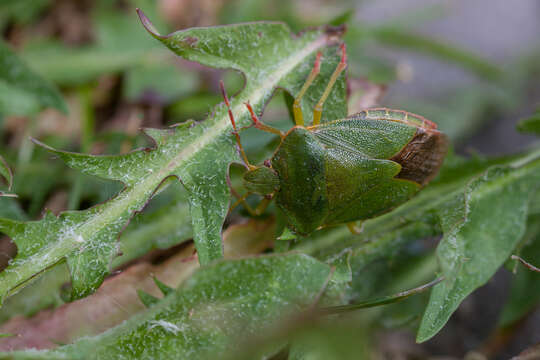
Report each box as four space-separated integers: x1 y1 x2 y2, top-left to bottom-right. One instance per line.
293 51 322 126
220 80 254 170
245 102 283 138
229 192 273 217
313 43 348 126
346 221 364 235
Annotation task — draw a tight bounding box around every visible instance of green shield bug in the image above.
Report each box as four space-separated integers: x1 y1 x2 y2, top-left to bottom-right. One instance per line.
223 44 448 236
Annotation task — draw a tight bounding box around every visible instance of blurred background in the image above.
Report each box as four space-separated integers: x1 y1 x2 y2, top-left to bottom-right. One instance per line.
0 0 538 358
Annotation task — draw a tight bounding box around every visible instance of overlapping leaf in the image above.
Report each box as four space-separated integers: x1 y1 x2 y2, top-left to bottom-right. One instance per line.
5 254 331 359
417 155 540 342
0 188 191 322
0 40 66 116
0 13 345 304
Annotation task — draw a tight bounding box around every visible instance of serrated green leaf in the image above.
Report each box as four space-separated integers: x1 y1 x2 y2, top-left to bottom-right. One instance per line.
138 10 347 125
0 17 345 305
137 290 159 308
0 40 67 115
416 158 540 342
0 189 190 322
152 276 174 296
111 188 193 267
5 254 330 359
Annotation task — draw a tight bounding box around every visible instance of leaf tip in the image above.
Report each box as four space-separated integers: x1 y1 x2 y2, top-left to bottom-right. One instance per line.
152 276 174 296
137 289 159 308
30 137 50 149
136 8 165 39
416 326 438 344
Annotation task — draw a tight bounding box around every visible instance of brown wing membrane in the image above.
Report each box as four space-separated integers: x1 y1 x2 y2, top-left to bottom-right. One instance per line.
390 127 448 185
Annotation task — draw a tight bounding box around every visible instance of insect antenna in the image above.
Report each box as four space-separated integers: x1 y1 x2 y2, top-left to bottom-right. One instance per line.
313 43 347 126
293 51 322 126
219 80 252 169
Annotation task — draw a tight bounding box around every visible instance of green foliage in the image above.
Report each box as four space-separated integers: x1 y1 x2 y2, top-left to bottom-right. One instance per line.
0 4 539 359
417 156 540 342
0 40 66 116
0 13 346 305
0 0 51 26
0 154 13 196
0 186 191 322
15 254 331 360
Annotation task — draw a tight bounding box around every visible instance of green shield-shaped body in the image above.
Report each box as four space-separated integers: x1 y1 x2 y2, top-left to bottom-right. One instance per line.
271 110 447 235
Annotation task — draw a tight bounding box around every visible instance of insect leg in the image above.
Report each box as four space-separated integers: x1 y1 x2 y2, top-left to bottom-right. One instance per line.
346 221 364 235
293 51 322 126
245 102 283 138
220 80 253 169
230 192 273 217
313 43 347 126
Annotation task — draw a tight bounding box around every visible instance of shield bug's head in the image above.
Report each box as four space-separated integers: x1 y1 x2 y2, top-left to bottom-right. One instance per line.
242 165 280 195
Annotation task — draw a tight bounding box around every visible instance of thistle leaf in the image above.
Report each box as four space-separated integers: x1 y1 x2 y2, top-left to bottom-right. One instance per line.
0 16 345 304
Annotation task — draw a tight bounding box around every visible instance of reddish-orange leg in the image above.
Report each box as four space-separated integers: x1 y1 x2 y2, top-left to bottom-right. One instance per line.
221 81 275 216
312 43 348 126
220 80 253 170
245 102 283 138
